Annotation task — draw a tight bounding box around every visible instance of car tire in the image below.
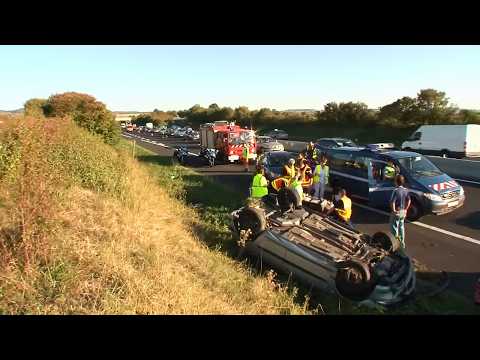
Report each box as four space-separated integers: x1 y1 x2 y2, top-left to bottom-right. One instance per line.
370 231 401 253
277 187 302 213
335 258 376 301
440 149 450 158
406 198 423 222
234 207 267 242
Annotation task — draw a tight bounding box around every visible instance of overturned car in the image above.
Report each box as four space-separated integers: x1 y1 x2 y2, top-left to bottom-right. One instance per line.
230 189 416 307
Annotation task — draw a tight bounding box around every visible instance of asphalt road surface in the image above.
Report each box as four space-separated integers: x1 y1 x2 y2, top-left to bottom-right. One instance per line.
123 130 480 301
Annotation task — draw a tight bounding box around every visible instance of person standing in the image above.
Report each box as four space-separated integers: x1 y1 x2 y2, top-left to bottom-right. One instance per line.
250 166 269 199
242 143 250 172
290 173 304 201
312 156 329 200
390 175 411 251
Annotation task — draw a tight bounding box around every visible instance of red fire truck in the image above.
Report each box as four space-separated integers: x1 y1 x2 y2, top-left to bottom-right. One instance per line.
200 121 257 163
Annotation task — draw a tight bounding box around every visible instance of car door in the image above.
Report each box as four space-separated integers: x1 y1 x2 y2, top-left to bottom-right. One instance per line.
368 160 397 208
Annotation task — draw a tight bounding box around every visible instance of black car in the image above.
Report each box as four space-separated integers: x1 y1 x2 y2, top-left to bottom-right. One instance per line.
263 129 289 140
258 151 297 181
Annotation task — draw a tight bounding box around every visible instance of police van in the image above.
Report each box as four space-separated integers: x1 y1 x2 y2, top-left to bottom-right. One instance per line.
322 143 466 220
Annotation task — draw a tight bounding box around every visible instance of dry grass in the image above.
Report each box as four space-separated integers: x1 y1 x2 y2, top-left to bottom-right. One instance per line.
0 116 310 314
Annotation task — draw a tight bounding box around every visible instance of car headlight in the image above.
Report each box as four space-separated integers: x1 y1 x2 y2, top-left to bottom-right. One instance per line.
459 186 464 196
424 193 442 201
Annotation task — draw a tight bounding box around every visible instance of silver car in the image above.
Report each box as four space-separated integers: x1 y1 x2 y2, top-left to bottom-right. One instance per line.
256 136 284 154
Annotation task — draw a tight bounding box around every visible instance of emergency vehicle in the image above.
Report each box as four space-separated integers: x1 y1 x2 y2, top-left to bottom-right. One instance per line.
200 121 257 163
322 144 465 220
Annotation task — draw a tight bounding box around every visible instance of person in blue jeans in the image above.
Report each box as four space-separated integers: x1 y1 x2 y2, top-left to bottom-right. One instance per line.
390 175 411 251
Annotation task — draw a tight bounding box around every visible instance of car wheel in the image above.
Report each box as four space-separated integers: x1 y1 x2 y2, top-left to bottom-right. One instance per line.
277 187 302 213
369 231 400 253
335 259 376 301
406 199 423 222
234 207 267 242
440 149 450 158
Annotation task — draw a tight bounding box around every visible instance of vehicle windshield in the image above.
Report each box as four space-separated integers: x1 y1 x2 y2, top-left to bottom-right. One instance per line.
268 153 294 167
397 156 443 178
230 131 255 145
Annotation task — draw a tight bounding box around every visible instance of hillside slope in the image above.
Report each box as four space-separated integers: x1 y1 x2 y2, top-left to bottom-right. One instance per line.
0 116 309 314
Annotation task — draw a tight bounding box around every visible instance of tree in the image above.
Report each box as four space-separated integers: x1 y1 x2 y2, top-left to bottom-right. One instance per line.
24 98 47 117
44 92 120 144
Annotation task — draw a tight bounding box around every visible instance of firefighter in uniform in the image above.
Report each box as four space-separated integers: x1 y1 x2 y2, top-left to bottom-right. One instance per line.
242 143 250 172
250 166 269 199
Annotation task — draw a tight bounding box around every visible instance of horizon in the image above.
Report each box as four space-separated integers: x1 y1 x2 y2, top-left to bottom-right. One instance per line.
1 45 479 111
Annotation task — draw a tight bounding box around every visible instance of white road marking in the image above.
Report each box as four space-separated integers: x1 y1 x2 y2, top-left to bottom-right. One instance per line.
352 202 480 246
455 178 480 185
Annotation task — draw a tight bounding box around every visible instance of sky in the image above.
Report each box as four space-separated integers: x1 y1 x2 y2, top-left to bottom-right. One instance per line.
0 45 479 111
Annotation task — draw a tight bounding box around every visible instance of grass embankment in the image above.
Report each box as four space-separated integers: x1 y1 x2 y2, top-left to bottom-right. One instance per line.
0 116 311 314
127 141 480 314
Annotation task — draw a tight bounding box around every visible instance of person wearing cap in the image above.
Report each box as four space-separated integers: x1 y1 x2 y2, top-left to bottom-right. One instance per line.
312 155 329 200
250 166 269 199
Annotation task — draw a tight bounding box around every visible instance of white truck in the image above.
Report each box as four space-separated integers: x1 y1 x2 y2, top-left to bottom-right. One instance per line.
402 124 480 158
145 122 154 130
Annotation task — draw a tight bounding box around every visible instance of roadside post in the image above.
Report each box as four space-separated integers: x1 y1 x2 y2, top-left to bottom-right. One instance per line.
132 140 136 158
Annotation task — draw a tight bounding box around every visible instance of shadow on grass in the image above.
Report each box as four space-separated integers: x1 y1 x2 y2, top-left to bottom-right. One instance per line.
136 155 173 166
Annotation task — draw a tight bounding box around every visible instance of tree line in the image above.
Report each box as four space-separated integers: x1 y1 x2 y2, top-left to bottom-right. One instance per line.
176 89 480 129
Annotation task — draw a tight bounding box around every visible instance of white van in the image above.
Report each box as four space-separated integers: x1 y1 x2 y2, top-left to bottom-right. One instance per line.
401 124 480 158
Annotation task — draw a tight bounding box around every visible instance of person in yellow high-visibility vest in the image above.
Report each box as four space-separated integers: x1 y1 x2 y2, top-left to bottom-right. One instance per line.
290 173 304 201
250 166 269 199
242 143 250 172
312 156 329 200
327 188 353 227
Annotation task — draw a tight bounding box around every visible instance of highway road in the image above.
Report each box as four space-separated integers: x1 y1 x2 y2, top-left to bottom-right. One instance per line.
123 130 480 301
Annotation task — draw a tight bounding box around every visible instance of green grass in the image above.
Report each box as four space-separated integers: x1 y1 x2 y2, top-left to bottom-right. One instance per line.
125 140 480 314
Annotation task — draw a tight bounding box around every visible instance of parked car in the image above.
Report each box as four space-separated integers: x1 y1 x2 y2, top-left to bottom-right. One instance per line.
401 124 480 158
256 136 284 154
264 129 289 140
230 199 416 306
